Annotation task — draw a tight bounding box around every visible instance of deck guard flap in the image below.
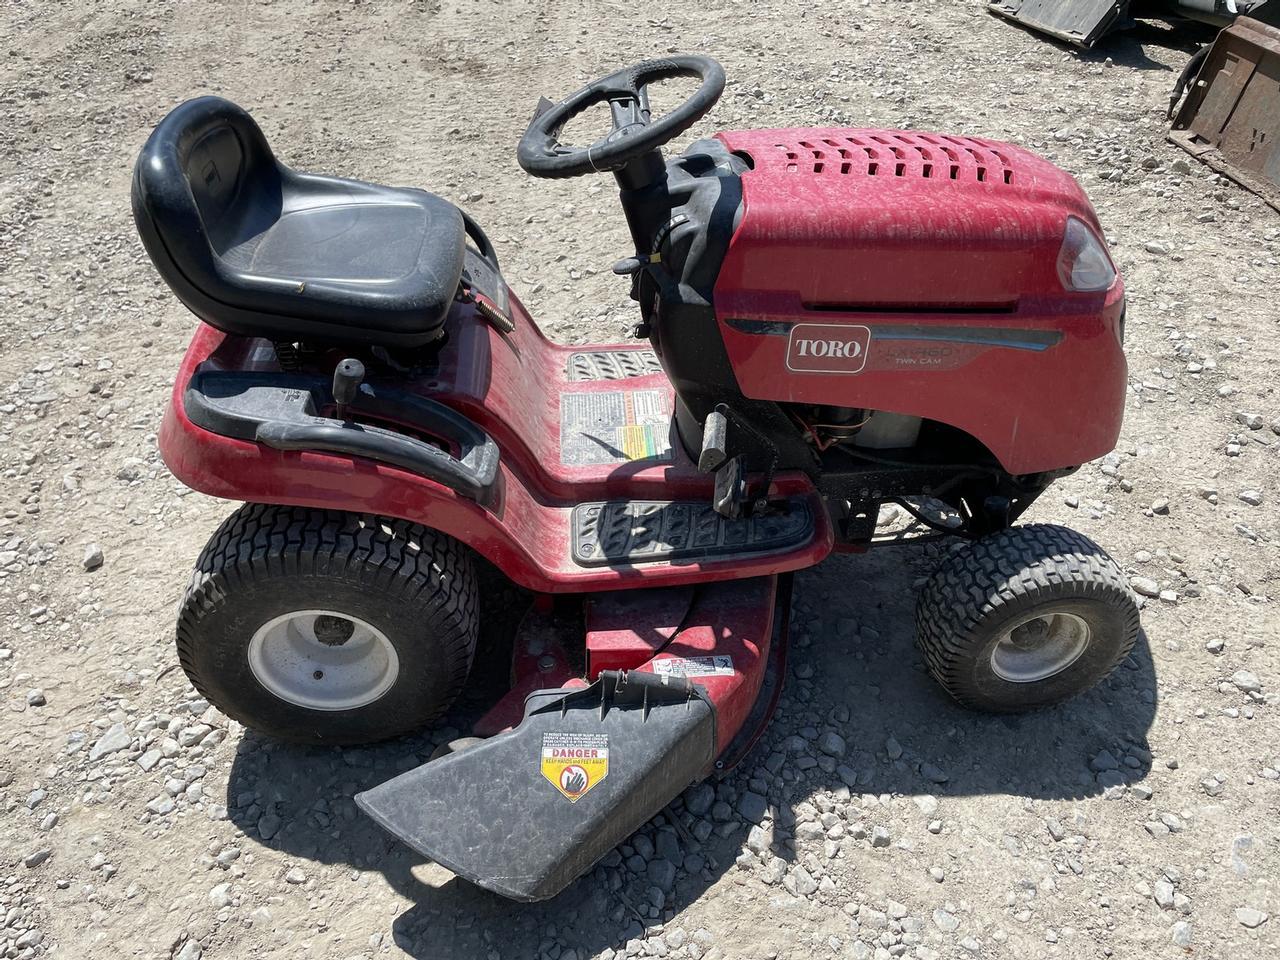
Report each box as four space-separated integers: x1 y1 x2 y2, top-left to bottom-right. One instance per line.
355 671 714 902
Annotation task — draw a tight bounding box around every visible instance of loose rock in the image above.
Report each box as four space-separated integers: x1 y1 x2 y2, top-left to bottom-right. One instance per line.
1236 908 1268 929
1131 577 1160 598
88 723 132 762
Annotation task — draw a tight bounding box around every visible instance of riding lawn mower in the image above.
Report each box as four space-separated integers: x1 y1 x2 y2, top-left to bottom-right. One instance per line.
132 55 1141 902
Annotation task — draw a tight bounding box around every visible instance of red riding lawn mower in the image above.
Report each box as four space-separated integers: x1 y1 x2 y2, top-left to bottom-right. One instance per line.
133 55 1140 902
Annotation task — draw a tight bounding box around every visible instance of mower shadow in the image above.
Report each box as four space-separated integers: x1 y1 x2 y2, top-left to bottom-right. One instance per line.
788 545 1158 799
223 543 1158 960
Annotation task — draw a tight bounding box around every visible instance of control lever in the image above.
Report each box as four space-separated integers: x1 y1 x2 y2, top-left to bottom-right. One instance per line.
332 358 365 421
698 410 728 473
713 457 745 520
706 404 778 519
611 253 660 276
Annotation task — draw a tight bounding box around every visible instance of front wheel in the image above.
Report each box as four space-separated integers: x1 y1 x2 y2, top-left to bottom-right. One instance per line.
176 504 478 745
915 524 1140 712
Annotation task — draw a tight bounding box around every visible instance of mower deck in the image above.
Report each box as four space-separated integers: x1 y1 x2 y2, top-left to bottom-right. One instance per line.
356 574 786 901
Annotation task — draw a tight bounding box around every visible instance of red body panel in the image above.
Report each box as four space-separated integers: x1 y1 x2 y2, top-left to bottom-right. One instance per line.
159 302 834 594
713 128 1127 474
584 588 692 677
474 577 779 762
629 578 777 757
473 607 583 738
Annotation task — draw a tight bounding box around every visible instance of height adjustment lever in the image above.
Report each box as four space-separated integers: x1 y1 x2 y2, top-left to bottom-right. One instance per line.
713 457 746 520
704 404 778 520
698 410 728 473
701 409 744 518
332 358 365 421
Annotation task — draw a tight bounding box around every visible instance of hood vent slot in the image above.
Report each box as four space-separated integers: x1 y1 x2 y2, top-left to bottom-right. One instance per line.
774 133 1016 185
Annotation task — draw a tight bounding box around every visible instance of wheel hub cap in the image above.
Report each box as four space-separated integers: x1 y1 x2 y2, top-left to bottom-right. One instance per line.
248 610 399 711
989 612 1091 684
313 614 356 646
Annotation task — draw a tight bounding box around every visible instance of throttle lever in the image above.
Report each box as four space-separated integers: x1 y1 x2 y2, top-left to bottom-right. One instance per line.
611 252 660 275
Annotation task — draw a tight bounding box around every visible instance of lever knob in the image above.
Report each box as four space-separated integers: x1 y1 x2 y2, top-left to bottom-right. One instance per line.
332 358 365 416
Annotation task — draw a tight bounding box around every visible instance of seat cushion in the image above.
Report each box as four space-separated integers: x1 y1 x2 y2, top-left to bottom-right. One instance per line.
241 203 429 280
132 97 466 348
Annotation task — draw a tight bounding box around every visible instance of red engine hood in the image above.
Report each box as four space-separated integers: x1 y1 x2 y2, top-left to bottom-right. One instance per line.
707 128 1127 476
713 127 1104 312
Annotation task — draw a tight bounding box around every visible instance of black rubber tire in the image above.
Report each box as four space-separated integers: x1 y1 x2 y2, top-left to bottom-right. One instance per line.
176 504 478 745
915 524 1140 713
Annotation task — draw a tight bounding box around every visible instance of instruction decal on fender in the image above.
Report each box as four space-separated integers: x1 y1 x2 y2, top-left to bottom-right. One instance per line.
560 389 673 465
652 655 735 678
541 733 609 802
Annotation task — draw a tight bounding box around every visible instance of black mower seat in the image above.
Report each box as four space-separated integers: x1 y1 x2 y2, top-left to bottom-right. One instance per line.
132 96 465 348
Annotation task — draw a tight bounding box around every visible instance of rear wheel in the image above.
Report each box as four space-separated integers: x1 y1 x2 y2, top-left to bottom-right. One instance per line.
915 524 1140 712
176 504 478 745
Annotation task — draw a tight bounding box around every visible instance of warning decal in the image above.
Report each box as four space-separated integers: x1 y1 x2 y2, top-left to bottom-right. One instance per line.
652 655 735 678
540 733 609 802
560 390 673 465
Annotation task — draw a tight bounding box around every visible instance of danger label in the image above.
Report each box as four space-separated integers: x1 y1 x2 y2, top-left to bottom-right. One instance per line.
652 655 735 678
541 733 609 802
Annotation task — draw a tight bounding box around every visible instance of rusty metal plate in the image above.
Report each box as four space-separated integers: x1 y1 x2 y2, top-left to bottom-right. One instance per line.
1170 16 1280 212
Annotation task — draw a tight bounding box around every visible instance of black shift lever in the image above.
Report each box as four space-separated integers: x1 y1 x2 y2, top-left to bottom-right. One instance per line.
332 358 365 421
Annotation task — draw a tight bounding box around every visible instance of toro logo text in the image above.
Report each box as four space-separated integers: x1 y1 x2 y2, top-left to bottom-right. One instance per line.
785 323 872 374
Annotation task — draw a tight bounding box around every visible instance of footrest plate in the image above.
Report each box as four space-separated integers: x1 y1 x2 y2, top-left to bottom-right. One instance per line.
566 350 662 382
571 499 813 566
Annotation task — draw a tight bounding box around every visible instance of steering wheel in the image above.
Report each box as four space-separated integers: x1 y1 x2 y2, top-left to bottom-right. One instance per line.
517 55 726 179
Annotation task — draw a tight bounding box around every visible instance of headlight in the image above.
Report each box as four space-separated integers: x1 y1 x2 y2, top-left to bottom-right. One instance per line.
1057 216 1117 292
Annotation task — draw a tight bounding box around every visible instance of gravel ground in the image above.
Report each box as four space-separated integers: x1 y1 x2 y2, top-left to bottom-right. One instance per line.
1 2 1278 959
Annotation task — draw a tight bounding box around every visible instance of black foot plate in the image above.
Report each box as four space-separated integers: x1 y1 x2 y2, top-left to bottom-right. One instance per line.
571 499 813 566
566 350 662 382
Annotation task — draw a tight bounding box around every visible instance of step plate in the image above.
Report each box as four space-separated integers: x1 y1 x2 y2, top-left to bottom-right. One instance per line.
566 350 663 382
571 499 813 566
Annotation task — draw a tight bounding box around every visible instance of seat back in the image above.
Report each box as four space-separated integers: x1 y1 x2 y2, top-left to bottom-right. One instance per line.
132 96 283 292
132 96 467 348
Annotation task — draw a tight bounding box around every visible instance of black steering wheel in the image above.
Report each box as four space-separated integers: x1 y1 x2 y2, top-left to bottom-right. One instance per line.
517 55 726 179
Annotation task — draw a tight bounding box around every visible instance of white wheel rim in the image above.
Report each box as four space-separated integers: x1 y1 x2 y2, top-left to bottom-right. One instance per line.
989 611 1091 684
248 610 400 711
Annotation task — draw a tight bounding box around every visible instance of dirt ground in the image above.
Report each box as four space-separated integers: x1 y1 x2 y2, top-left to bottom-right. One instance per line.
1 1 1278 958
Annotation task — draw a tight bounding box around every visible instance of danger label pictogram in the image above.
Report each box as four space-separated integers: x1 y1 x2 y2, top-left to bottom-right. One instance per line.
540 732 609 802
